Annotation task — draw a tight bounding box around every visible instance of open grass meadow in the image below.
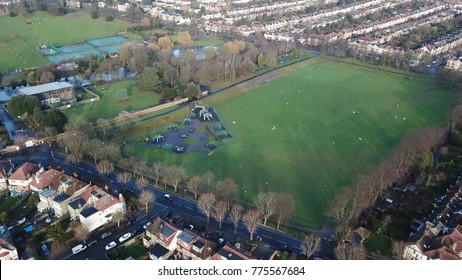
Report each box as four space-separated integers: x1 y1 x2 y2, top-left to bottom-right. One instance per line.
124 59 453 228
0 12 132 72
63 80 161 122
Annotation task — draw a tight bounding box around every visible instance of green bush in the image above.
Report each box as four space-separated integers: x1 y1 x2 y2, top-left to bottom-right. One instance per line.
105 15 114 22
9 11 18 17
107 250 119 259
91 11 99 19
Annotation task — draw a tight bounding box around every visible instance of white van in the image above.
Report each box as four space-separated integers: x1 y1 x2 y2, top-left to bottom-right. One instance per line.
72 244 87 254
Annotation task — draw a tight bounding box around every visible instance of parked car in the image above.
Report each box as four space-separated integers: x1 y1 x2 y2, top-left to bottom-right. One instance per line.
101 232 112 240
119 233 132 243
87 240 97 247
17 217 27 225
105 241 117 251
143 221 152 230
72 244 87 254
45 217 52 223
130 205 140 213
41 244 50 256
163 194 173 201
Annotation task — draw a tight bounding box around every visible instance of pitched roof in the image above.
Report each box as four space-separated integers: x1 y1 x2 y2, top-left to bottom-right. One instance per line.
94 194 119 212
212 245 250 260
51 174 87 195
30 169 64 190
8 162 40 181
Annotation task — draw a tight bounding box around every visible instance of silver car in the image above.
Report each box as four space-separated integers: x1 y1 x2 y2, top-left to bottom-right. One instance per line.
105 241 117 251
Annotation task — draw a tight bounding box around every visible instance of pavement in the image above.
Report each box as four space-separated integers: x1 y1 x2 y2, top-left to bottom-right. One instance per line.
6 137 335 261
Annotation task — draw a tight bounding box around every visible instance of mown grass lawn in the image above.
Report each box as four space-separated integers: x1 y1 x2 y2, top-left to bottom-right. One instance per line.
0 11 132 72
63 80 161 122
122 59 453 228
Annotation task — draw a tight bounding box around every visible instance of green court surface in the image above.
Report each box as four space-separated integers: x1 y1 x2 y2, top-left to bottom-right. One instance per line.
0 12 132 72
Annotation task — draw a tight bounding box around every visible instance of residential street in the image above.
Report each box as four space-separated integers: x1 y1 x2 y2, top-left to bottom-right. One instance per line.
6 146 335 260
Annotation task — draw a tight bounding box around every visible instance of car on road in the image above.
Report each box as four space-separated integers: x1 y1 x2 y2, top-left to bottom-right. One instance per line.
163 194 173 201
45 217 52 223
105 241 117 251
101 232 112 240
143 221 152 230
72 244 87 254
87 240 97 247
119 233 132 243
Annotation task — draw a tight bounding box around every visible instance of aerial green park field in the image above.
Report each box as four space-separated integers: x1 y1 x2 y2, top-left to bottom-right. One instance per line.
0 12 132 72
63 80 162 122
124 59 453 228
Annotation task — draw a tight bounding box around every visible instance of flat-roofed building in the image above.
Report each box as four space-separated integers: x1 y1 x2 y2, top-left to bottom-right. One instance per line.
18 82 76 107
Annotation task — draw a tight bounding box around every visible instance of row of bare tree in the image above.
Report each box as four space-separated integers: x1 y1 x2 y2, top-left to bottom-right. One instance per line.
326 127 447 259
196 191 295 238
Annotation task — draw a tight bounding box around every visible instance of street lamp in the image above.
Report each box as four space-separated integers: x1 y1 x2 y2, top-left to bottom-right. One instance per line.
244 189 248 210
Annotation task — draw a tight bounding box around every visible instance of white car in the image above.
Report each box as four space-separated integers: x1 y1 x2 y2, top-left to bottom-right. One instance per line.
119 233 132 243
143 222 152 230
105 241 117 251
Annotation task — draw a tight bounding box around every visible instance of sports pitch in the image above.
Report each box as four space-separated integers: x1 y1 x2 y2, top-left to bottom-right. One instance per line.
127 59 453 228
0 12 132 72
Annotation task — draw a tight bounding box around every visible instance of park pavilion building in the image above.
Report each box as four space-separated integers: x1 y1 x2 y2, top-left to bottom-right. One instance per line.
18 81 76 107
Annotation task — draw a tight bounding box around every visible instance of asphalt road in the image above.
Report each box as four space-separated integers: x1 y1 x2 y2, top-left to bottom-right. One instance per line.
7 146 335 260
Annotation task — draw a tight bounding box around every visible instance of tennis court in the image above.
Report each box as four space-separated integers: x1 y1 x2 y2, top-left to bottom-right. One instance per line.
44 36 130 64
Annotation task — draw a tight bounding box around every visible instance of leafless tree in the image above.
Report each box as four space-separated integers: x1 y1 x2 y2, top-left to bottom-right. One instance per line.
187 176 202 200
197 193 216 225
202 171 215 192
100 143 122 163
138 190 155 213
213 201 227 229
254 192 277 225
41 126 57 147
165 165 187 192
335 243 366 260
326 186 355 225
274 193 294 229
96 118 110 135
96 160 114 182
64 115 88 134
118 171 131 188
177 31 194 45
216 178 239 210
84 138 103 164
113 211 125 228
300 234 322 259
158 36 174 50
73 223 90 244
243 210 260 241
334 224 354 244
151 163 164 187
66 152 82 170
136 177 147 191
229 203 242 235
